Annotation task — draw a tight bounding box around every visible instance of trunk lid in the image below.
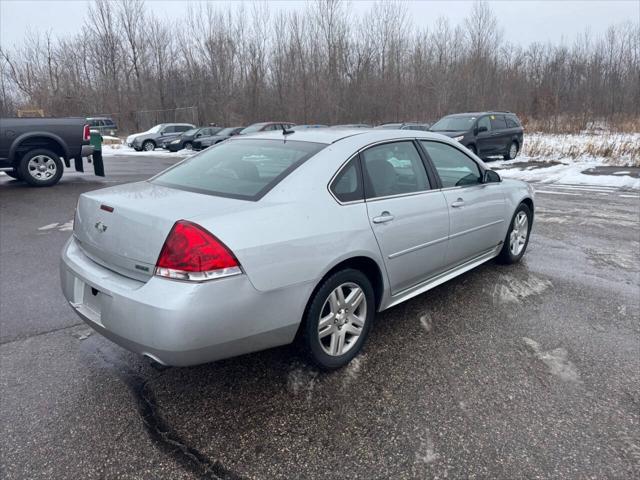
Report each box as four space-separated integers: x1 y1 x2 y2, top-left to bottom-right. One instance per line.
73 181 253 281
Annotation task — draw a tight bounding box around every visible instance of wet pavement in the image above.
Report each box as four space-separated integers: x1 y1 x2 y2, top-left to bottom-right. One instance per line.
1 156 639 479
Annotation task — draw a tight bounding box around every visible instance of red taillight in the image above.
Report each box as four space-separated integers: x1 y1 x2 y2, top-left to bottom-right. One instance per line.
155 220 240 281
83 124 90 141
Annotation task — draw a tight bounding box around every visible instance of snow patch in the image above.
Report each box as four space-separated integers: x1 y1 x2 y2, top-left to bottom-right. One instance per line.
38 220 74 233
342 355 364 389
523 337 581 383
415 431 440 464
38 222 59 231
287 363 318 401
492 274 552 305
101 144 195 158
419 313 434 333
495 159 640 190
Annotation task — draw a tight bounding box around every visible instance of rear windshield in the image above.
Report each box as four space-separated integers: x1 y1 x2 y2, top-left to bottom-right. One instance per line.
430 116 476 132
152 139 325 200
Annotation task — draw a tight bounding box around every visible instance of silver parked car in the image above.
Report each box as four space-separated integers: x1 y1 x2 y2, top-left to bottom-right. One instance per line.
60 129 534 369
126 123 195 151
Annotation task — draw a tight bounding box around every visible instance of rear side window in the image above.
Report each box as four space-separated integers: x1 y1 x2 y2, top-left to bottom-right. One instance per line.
421 141 482 188
361 141 430 198
153 139 325 200
505 116 520 128
175 125 191 132
490 115 507 130
330 158 363 203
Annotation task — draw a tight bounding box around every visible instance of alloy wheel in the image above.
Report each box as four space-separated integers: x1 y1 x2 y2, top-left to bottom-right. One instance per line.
509 211 529 256
27 155 57 181
317 282 367 356
509 143 518 159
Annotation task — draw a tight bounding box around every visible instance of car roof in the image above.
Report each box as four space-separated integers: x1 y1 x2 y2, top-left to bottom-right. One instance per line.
445 111 516 117
235 128 450 145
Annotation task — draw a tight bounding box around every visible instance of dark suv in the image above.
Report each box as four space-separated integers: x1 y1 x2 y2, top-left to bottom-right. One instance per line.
430 112 523 160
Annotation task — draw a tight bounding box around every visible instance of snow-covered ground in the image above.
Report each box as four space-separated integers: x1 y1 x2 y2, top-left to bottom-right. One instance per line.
492 158 639 190
101 144 195 158
490 132 640 190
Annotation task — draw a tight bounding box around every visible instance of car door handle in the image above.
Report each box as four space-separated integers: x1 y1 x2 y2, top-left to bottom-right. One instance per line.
451 198 465 208
372 212 395 223
490 132 501 136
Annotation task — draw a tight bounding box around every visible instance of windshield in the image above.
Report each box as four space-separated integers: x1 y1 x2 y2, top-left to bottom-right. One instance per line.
148 125 163 133
152 139 325 200
240 124 266 134
430 116 476 132
183 128 199 136
216 128 236 136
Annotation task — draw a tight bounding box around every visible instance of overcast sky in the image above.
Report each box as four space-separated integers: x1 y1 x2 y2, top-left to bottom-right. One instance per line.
1 0 638 49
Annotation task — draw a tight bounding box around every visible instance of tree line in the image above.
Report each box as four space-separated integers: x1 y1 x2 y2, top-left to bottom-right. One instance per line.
0 0 638 133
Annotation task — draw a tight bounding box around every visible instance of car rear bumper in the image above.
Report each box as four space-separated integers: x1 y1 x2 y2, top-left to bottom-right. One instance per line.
81 145 94 157
60 237 303 366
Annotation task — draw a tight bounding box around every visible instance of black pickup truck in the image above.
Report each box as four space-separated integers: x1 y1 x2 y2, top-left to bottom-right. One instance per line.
0 117 102 187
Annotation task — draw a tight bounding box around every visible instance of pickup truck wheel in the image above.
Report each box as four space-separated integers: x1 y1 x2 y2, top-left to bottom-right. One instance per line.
142 140 155 151
18 149 63 187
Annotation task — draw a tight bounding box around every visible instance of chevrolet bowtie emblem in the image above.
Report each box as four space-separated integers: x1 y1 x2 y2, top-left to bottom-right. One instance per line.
95 221 108 233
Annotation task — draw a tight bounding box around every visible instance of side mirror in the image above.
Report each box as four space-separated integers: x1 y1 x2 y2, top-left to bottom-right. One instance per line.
196 133 202 138
482 170 501 183
477 125 488 133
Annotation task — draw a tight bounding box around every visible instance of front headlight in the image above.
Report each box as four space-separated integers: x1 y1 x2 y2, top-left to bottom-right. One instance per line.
171 139 181 144
454 135 464 142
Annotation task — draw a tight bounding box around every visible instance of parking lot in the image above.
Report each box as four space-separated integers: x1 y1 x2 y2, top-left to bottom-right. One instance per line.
1 154 639 479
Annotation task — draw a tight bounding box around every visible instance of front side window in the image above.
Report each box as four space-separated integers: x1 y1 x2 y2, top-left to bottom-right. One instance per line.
421 141 482 188
330 158 363 203
477 116 491 132
361 141 430 198
175 125 191 132
152 139 325 200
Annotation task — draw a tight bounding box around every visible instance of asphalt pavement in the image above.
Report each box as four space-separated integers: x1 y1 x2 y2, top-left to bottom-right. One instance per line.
1 153 639 479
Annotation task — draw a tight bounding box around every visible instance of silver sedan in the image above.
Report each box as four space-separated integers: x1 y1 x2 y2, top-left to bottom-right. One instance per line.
60 129 534 369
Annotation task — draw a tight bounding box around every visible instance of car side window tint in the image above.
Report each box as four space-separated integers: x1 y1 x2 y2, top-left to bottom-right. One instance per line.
162 126 174 133
505 116 519 128
361 141 430 198
421 141 482 188
176 126 190 132
330 158 363 203
477 116 491 132
490 115 507 130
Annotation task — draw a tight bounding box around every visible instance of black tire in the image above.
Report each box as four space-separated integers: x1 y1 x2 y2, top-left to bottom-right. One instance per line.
497 203 532 264
18 149 63 187
183 141 193 150
142 140 155 151
467 144 477 155
4 169 22 180
300 268 375 370
504 141 519 160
